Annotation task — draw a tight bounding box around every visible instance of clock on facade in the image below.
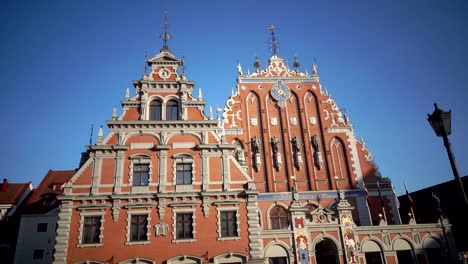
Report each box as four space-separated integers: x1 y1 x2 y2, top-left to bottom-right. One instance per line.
271 81 291 107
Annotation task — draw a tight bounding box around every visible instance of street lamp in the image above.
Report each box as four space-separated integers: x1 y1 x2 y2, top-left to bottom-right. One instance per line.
427 103 468 206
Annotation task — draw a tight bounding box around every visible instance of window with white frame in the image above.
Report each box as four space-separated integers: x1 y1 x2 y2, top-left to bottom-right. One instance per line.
176 163 192 185
82 216 101 244
219 210 239 238
126 210 151 245
133 164 150 186
149 100 162 121
166 100 179 120
172 208 196 243
176 213 193 239
129 155 152 189
130 215 148 241
78 212 104 247
173 154 195 191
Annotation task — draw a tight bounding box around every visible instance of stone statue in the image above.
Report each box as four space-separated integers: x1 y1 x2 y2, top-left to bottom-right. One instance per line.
251 136 261 154
292 136 302 152
237 63 243 76
312 135 320 151
312 63 318 76
271 137 279 153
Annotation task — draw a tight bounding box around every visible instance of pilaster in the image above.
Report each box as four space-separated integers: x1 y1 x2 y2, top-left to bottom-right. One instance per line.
91 156 102 195
53 200 73 264
113 150 125 194
245 190 263 260
158 149 168 193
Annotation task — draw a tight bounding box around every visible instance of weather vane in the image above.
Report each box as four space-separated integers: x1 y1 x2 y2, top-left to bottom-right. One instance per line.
160 9 172 49
268 25 279 56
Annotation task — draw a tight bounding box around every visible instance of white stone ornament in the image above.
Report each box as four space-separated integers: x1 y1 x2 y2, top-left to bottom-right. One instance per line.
125 87 130 100
309 117 317 125
290 117 297 126
271 118 278 126
250 118 258 126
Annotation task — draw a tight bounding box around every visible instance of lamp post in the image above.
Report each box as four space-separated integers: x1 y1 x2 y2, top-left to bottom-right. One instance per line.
427 103 468 206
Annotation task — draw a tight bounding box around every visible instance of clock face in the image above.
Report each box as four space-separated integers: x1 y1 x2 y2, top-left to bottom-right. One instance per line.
271 81 291 106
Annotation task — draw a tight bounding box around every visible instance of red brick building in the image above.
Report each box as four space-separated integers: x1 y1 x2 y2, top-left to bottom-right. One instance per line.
52 20 456 264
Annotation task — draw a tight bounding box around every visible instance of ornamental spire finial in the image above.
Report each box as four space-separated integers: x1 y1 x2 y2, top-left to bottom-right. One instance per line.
160 9 172 52
268 25 279 57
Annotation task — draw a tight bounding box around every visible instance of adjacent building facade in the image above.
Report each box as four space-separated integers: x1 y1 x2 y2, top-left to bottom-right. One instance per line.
14 170 75 264
0 179 33 263
51 24 457 264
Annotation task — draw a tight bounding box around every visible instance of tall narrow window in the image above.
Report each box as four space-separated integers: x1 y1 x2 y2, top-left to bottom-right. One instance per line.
221 211 238 237
166 100 179 120
82 216 101 244
133 164 149 186
176 213 193 239
130 215 148 241
270 206 289 229
176 163 192 185
149 100 162 120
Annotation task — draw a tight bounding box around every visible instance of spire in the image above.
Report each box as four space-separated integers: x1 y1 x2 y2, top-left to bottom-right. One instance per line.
198 87 203 100
312 58 319 76
209 106 214 120
97 125 103 145
253 55 261 72
112 106 117 120
89 124 94 145
293 54 300 72
160 9 172 52
268 25 279 57
144 50 148 74
125 87 130 100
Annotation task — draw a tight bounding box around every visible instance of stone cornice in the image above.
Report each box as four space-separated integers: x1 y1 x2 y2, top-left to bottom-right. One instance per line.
106 120 218 130
86 145 129 151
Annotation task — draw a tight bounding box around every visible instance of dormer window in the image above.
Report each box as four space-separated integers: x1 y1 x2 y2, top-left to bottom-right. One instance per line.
149 100 162 120
166 100 179 120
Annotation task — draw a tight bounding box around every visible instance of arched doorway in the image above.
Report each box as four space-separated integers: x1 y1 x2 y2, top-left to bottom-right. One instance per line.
361 240 384 264
315 238 339 264
423 237 444 264
265 244 290 264
394 238 415 264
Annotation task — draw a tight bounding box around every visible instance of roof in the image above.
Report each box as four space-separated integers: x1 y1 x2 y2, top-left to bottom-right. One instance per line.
21 170 75 214
0 181 31 205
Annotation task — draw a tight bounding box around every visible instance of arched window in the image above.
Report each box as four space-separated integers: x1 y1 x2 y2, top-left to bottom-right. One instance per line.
149 100 162 120
166 100 179 120
270 206 289 229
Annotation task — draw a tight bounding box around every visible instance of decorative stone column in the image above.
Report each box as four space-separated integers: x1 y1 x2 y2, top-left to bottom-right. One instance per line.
53 200 73 264
336 190 359 264
245 189 263 262
289 188 310 264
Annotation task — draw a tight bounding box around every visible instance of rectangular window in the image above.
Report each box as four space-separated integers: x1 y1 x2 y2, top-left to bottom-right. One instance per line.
133 164 149 186
176 213 193 239
82 216 101 244
33 249 44 260
176 163 192 185
221 211 238 237
36 223 48 232
130 215 148 241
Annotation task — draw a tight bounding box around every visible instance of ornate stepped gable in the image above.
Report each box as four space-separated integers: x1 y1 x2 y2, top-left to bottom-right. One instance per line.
223 53 382 194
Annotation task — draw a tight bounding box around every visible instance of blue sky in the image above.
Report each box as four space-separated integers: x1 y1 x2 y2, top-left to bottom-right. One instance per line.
1 0 467 196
